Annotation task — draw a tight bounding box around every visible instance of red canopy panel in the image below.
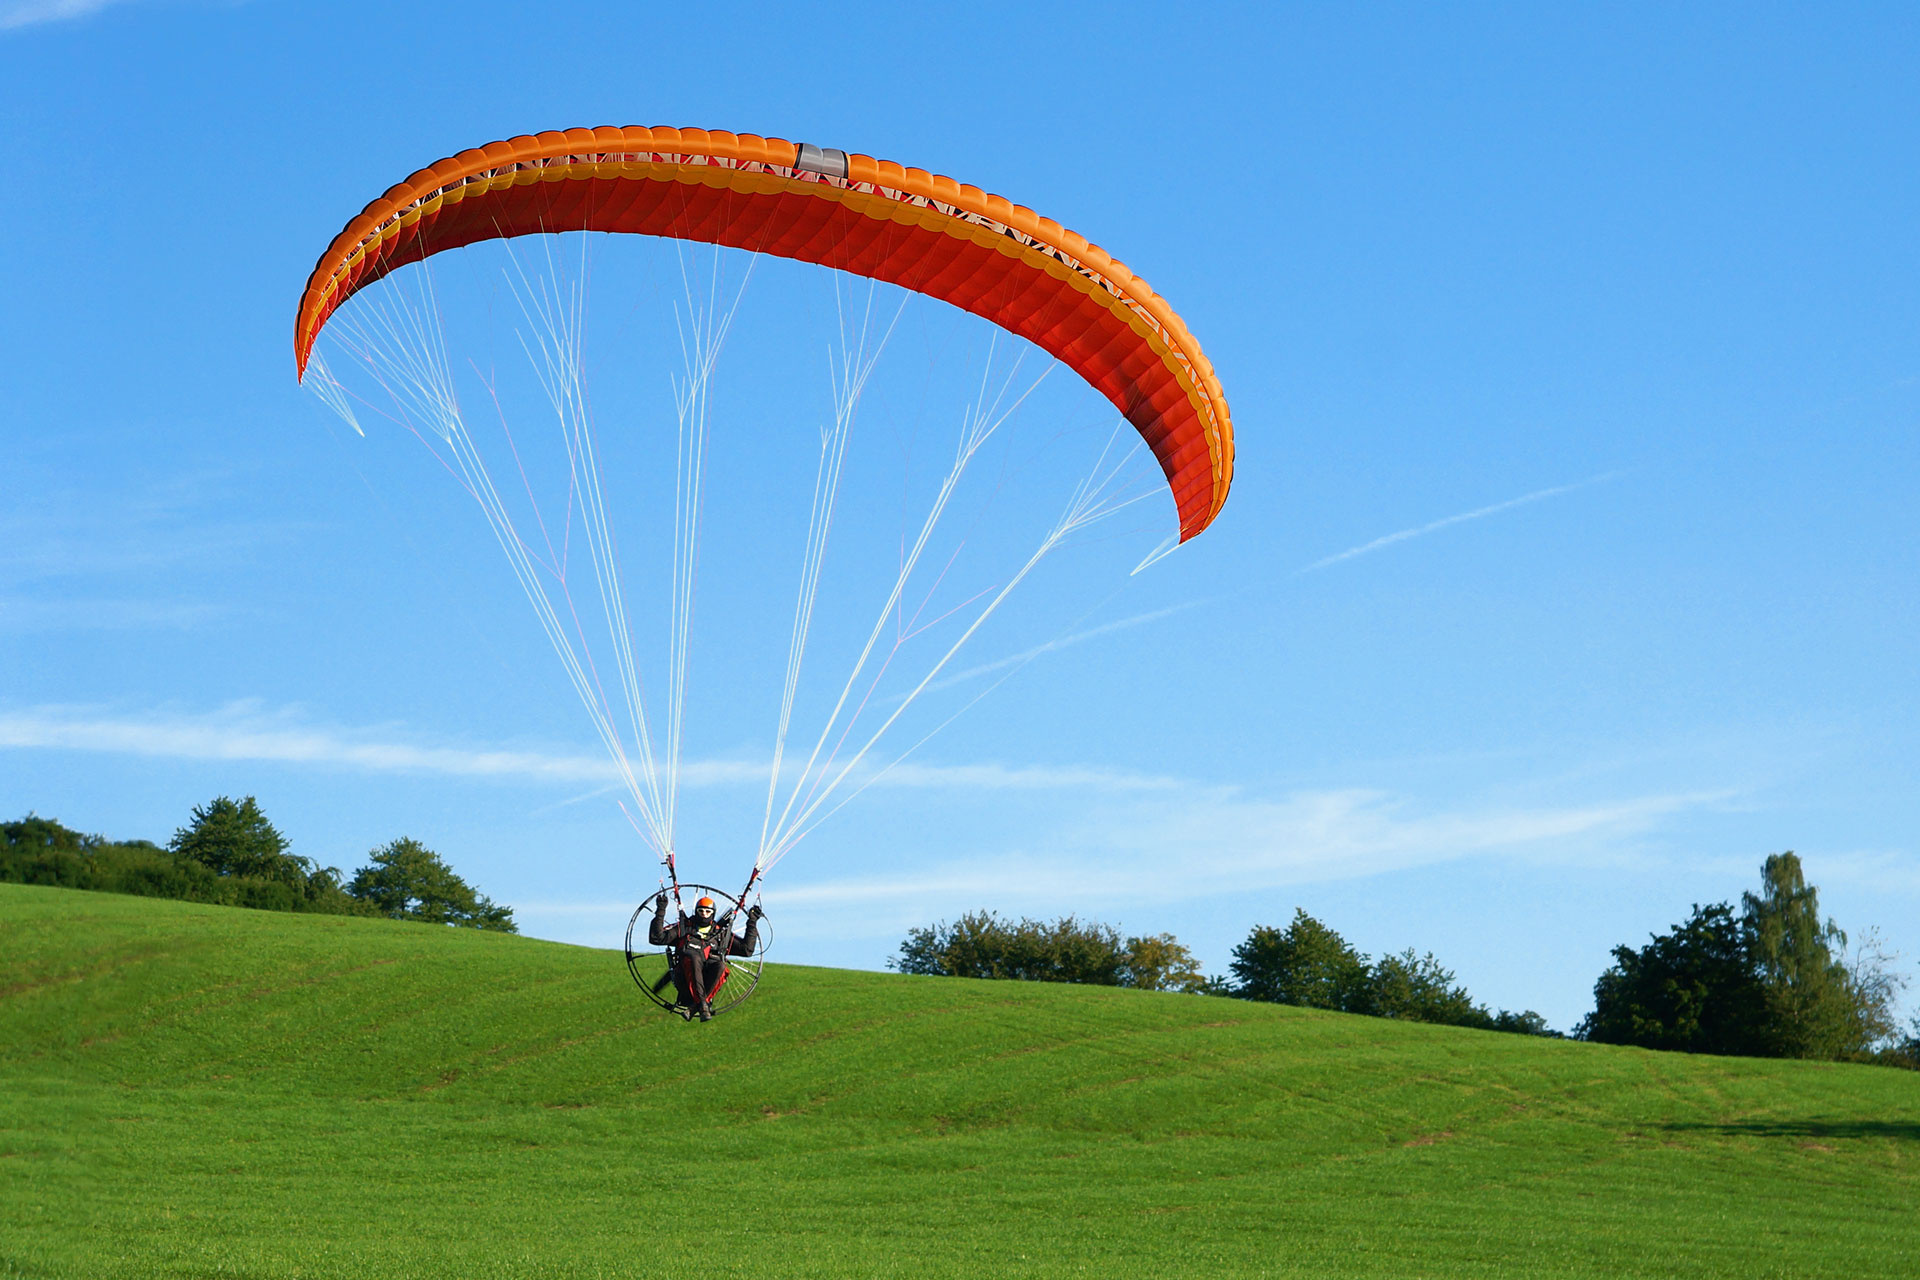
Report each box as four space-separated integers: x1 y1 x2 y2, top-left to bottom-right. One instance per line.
295 127 1233 539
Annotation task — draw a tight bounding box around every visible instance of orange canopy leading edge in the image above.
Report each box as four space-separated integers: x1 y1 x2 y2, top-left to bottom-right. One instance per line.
294 126 1233 540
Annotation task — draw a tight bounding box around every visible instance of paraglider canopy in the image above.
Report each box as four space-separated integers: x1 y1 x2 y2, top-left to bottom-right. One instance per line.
293 125 1233 540
298 128 1239 1020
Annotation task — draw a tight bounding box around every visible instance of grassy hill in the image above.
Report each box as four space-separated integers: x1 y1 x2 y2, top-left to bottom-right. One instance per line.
2 883 1915 1279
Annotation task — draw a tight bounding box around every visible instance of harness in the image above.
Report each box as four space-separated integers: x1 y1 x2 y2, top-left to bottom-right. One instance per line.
624 880 768 1019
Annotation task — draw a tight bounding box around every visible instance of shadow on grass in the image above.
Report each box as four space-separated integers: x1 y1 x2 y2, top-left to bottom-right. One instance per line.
1667 1120 1920 1142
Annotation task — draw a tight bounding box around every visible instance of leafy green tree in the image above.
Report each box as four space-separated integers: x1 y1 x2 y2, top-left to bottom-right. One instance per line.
1120 933 1211 993
1741 851 1884 1058
1577 902 1768 1054
1229 909 1370 1010
1491 1009 1560 1037
1361 948 1490 1026
1581 855 1904 1060
347 838 516 932
892 912 1210 990
4 813 97 854
893 911 1123 984
892 911 990 976
170 796 299 883
1224 910 1553 1033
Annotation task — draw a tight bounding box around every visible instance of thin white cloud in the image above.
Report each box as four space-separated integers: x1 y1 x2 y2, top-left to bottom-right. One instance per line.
1299 472 1623 574
0 597 228 632
768 786 1714 915
875 759 1185 792
0 704 619 782
8 704 1786 959
1803 848 1920 897
0 465 309 647
2 0 137 31
516 784 1728 946
0 704 1185 794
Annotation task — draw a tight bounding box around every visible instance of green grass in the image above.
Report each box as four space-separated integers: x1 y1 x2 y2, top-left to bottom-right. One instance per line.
2 884 1916 1279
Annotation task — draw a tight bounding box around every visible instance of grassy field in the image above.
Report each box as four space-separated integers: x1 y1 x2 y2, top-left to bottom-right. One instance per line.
2 883 1916 1279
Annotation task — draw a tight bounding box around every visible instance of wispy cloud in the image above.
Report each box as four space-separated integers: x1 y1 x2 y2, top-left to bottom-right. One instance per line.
769 785 1714 916
0 703 1185 794
7 704 1786 961
0 704 620 782
0 460 304 634
0 597 229 633
0 507 293 586
1299 472 1623 574
1802 848 1920 897
2 0 138 32
517 784 1728 945
873 759 1184 792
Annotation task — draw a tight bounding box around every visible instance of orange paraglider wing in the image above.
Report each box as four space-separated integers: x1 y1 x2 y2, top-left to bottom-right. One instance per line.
294 127 1233 539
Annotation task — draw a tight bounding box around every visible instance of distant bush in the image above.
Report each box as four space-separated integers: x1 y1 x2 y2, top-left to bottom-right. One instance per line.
1229 909 1558 1036
891 911 1211 992
1490 1008 1558 1037
1871 1031 1920 1071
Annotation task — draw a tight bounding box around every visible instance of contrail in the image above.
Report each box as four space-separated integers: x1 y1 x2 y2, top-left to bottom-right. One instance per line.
1298 471 1623 574
902 600 1206 697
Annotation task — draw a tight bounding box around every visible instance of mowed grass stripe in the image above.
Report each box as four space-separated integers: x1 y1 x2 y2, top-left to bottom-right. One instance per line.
1 883 1915 1279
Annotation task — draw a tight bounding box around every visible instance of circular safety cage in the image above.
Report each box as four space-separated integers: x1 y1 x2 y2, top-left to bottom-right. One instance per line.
624 883 771 1020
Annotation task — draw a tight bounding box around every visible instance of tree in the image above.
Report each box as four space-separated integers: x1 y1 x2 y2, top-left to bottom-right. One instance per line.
1886 1014 1920 1071
1577 902 1768 1055
1580 854 1905 1060
169 796 299 883
893 911 1123 984
1741 851 1879 1058
4 813 97 853
8 807 366 917
1120 933 1212 993
347 838 516 932
1491 1009 1559 1037
1229 910 1370 1010
1837 929 1907 1058
1361 949 1490 1026
891 912 1210 990
894 910 991 977
1224 910 1552 1033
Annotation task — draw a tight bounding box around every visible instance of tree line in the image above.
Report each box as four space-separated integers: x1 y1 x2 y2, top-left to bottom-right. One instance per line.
1225 909 1556 1035
2 798 515 932
892 851 1917 1065
892 906 1553 1035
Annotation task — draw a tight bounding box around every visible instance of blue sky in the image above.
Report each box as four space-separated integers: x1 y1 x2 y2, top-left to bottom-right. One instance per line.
3 1 1916 1032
